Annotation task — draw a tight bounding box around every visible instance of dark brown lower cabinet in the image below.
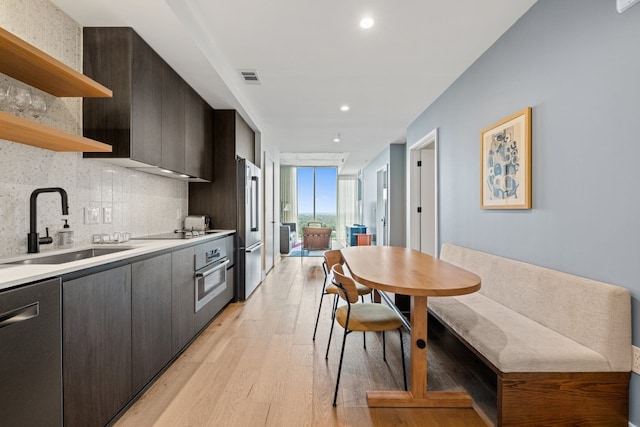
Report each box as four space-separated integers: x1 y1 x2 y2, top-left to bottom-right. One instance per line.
131 254 172 392
171 246 195 354
59 236 234 426
0 278 62 427
63 266 132 427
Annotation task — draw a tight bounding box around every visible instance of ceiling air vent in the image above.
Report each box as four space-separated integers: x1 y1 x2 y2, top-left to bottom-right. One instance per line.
239 69 261 85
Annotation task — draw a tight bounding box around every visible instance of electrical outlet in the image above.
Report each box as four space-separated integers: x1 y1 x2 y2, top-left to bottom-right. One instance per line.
633 345 640 375
84 207 100 225
103 207 112 224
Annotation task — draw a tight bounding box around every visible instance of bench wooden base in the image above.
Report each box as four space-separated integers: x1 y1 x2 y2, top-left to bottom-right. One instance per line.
428 312 630 426
499 372 630 426
367 390 473 408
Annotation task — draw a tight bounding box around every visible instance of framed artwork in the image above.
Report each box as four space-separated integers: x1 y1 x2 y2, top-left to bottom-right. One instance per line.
480 107 532 209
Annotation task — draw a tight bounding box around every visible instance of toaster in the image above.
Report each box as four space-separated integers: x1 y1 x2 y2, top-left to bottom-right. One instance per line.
184 215 210 231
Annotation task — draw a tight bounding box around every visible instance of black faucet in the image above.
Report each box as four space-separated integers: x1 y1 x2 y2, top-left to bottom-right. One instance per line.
28 187 69 253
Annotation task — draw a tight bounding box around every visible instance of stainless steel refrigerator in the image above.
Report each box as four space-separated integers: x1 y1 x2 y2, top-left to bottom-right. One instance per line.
236 158 262 300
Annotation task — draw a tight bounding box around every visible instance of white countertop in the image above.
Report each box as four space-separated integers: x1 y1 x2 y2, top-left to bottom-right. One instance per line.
0 230 235 292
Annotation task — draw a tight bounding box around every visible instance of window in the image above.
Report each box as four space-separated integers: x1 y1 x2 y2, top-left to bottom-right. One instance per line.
296 167 337 233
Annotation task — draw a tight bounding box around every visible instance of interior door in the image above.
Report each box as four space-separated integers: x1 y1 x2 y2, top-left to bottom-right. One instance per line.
264 153 275 274
419 146 437 256
376 166 388 246
408 129 439 255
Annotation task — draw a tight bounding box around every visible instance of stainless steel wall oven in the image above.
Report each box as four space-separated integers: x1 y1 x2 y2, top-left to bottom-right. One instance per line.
194 242 229 312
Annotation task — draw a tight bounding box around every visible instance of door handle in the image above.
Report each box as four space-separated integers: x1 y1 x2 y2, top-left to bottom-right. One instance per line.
246 242 263 253
251 176 259 232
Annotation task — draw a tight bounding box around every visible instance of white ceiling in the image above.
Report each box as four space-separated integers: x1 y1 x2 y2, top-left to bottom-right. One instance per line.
52 0 537 174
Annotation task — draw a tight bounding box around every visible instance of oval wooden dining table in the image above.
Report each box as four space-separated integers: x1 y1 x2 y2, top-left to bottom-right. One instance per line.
340 246 481 408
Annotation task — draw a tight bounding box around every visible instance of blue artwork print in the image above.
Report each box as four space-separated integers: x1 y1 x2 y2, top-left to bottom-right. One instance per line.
486 125 519 200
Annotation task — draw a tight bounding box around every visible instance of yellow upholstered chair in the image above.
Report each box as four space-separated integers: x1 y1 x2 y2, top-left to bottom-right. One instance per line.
313 250 372 345
329 264 407 406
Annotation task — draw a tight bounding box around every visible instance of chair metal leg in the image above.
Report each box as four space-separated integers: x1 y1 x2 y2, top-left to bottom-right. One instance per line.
332 327 351 406
325 295 338 359
322 261 329 285
359 295 367 349
399 329 407 391
312 264 329 341
312 289 326 341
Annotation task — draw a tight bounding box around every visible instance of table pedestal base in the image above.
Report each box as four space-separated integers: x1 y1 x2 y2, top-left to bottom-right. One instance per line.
367 390 473 408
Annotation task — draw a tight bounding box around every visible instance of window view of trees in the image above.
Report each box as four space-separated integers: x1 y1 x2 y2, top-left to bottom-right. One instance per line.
296 167 337 235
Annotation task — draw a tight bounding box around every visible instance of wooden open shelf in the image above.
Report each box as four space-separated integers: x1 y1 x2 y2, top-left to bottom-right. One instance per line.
0 111 112 152
0 27 112 98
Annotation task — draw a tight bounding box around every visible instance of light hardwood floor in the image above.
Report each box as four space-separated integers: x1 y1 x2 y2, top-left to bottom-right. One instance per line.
115 256 486 427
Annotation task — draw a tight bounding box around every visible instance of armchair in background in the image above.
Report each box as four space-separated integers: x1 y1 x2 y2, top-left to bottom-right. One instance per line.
280 222 297 254
302 226 331 251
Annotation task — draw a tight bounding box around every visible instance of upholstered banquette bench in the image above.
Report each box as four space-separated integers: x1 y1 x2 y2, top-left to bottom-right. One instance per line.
429 243 631 426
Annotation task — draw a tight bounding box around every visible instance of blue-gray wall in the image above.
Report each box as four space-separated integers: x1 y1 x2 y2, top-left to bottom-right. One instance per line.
361 143 406 246
407 0 640 422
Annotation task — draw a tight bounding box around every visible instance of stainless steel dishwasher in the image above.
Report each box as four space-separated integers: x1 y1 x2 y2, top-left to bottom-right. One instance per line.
0 277 62 426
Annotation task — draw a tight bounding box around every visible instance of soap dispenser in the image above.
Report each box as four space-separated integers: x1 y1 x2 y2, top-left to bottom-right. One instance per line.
58 219 74 248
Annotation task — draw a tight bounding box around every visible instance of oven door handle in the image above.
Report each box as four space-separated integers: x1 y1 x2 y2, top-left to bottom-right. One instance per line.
195 259 229 278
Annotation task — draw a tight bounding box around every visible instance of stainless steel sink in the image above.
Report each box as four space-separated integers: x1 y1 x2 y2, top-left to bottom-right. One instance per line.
6 248 133 265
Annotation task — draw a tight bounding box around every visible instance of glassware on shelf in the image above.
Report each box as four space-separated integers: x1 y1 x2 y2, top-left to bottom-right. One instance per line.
30 93 47 118
8 86 32 116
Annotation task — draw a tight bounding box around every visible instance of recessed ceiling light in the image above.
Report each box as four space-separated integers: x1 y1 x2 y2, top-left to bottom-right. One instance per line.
360 17 374 29
333 135 341 143
340 105 350 112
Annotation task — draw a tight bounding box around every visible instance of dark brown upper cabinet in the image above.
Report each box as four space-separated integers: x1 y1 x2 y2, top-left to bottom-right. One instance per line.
185 86 213 180
83 27 161 166
83 27 213 182
189 110 254 229
161 63 186 174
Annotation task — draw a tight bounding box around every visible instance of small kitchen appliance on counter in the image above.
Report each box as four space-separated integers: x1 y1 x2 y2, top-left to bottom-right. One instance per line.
183 215 210 231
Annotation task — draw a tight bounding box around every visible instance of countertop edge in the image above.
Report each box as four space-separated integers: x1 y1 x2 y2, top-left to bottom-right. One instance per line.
0 230 235 292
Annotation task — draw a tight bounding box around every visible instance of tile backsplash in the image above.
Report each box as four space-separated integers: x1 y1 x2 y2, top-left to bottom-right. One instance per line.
0 0 188 257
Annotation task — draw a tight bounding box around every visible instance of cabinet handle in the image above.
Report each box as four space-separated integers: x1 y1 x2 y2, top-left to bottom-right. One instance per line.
0 302 39 329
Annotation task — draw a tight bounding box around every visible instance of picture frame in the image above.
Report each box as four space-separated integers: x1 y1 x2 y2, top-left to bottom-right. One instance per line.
480 107 532 209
